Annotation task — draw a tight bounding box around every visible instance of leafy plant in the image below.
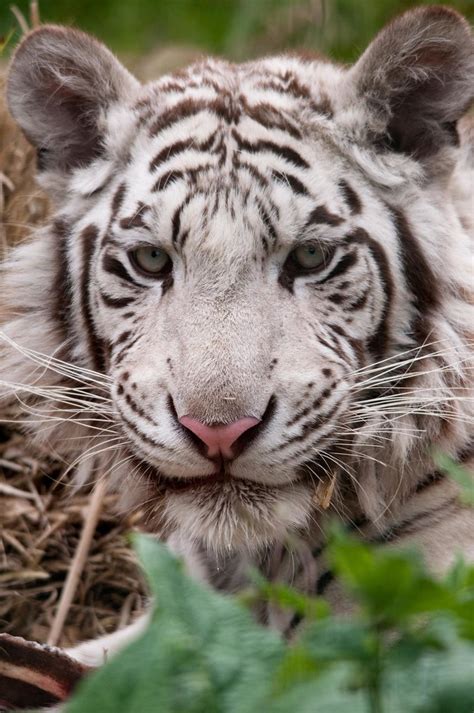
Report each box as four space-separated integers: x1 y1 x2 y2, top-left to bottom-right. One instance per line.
433 452 474 506
59 528 474 713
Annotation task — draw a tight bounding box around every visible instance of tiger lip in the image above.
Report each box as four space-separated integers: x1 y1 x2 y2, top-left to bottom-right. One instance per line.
158 467 229 492
157 465 304 493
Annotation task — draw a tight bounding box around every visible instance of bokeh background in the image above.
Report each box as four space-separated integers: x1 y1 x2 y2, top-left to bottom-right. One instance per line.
1 0 473 70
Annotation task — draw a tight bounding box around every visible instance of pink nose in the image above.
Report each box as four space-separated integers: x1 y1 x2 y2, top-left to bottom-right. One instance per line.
179 416 260 459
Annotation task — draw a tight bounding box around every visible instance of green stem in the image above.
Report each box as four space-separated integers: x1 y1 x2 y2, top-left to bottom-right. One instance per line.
367 631 384 713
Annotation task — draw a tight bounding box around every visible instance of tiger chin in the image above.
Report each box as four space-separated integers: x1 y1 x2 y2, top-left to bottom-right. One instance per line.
1 4 473 670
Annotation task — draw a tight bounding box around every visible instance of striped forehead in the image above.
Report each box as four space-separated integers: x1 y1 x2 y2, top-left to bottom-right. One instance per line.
128 61 338 181
110 153 363 265
100 57 363 255
116 147 350 249
110 173 358 258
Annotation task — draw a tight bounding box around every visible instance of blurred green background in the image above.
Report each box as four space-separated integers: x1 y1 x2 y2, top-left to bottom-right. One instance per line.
1 1 473 66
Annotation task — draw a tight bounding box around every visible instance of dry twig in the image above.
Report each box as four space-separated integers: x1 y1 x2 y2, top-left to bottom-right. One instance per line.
48 475 108 646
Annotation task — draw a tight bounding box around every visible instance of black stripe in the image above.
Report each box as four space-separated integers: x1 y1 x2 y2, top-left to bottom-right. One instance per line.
371 496 459 544
387 205 439 343
102 254 144 288
316 570 335 595
328 293 345 304
272 171 310 197
161 273 174 296
119 202 150 230
414 470 444 493
110 183 127 223
180 229 190 248
170 190 203 245
234 160 269 189
113 330 132 347
149 100 210 136
319 252 357 283
171 203 182 244
51 219 73 343
149 134 217 173
345 229 393 360
262 78 333 116
113 334 141 365
347 288 370 311
242 99 302 139
327 323 347 339
187 164 214 185
124 391 153 421
256 198 278 243
318 334 344 360
286 383 334 428
119 408 167 449
278 401 342 449
458 439 474 463
256 76 310 101
232 130 310 170
339 179 362 215
99 292 136 309
149 98 240 137
152 170 184 192
305 205 344 228
81 225 106 372
149 139 195 171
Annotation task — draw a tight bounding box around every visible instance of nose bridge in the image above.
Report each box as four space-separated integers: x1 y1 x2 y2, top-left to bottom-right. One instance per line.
183 279 262 368
172 283 271 423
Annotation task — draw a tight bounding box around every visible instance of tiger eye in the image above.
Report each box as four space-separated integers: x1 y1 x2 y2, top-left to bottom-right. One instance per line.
292 243 326 270
131 246 171 276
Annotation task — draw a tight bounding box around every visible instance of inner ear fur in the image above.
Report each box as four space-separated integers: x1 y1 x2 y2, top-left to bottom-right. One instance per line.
7 25 139 172
348 6 474 159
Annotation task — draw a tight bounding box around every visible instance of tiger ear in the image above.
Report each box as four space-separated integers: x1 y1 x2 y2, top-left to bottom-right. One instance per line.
347 6 474 159
7 25 139 172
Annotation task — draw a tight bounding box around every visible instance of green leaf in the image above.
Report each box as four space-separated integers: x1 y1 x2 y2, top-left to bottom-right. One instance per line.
65 537 284 713
432 452 474 506
266 663 368 713
248 569 330 622
62 532 474 713
326 525 472 627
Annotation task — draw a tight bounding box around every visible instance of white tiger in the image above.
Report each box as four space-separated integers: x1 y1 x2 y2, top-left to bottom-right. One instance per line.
1 5 473 666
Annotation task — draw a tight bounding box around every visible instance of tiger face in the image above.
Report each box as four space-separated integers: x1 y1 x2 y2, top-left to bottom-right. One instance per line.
92 128 393 551
4 7 473 555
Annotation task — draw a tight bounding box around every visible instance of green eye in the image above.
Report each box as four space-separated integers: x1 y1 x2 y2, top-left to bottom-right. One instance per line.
131 246 171 276
292 243 326 270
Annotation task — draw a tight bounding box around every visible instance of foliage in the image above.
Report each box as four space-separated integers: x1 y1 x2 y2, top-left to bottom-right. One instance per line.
433 452 474 506
57 525 474 713
1 0 473 62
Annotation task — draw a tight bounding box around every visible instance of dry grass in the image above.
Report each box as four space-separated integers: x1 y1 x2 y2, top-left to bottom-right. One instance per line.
0 69 147 647
0 433 148 647
0 73 50 257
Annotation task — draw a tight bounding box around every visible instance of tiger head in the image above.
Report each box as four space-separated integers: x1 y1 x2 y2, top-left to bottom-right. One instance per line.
2 7 473 554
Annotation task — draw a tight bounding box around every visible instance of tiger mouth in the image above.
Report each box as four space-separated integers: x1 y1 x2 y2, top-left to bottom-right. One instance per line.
155 465 307 494
158 468 229 492
134 452 328 496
